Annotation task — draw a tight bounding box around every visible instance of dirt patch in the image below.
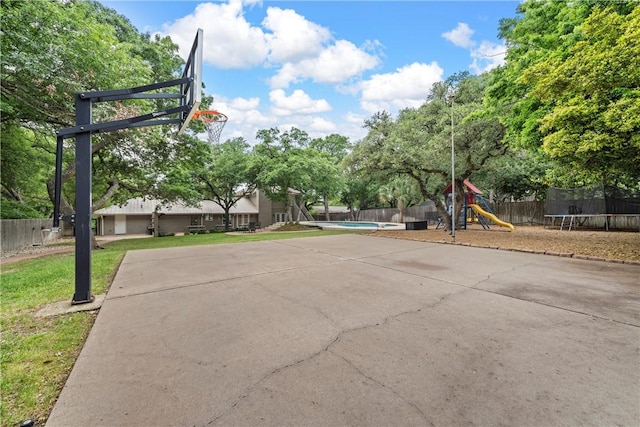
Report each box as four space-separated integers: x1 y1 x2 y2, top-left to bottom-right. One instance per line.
373 225 640 263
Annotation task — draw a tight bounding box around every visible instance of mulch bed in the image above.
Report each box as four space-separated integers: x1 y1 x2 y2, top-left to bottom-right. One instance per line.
373 225 640 263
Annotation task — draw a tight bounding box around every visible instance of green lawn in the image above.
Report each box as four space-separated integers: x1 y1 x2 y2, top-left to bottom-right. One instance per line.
0 230 352 426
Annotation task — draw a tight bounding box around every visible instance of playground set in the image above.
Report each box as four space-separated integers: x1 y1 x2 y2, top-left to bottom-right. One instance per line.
438 180 515 232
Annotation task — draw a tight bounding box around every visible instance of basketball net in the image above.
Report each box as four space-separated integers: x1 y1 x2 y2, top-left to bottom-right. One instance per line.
193 110 228 144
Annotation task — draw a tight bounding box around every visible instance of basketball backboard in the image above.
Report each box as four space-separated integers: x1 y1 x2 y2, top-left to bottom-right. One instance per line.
177 28 203 134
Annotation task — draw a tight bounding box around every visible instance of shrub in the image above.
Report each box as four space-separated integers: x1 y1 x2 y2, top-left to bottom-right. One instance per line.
0 199 43 219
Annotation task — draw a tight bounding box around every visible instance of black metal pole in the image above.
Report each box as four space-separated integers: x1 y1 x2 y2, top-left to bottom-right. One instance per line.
72 94 94 305
52 135 64 229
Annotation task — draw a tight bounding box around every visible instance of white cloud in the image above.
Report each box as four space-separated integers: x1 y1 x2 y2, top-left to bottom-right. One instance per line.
442 22 505 74
470 41 506 74
307 117 337 133
262 8 330 63
442 23 476 49
230 97 260 110
161 0 268 69
359 62 444 114
345 111 366 125
161 2 379 89
269 40 380 88
207 94 272 144
269 89 332 116
275 116 338 139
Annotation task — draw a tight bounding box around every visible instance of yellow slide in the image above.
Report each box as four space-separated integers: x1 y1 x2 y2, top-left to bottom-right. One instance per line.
469 204 515 232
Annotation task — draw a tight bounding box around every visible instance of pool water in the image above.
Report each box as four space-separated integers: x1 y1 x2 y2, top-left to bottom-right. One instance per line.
301 221 405 230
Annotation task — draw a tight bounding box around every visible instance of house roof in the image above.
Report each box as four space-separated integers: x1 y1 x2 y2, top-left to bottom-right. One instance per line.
94 197 258 216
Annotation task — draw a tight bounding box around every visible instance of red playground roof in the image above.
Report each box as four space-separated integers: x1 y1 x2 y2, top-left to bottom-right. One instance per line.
443 179 483 195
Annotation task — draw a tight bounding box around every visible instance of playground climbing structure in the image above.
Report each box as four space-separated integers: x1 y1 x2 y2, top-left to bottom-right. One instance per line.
440 180 515 232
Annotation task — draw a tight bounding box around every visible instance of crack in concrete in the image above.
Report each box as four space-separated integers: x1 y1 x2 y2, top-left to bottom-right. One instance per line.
329 351 434 426
108 258 346 301
471 262 537 289
354 256 640 328
206 287 459 425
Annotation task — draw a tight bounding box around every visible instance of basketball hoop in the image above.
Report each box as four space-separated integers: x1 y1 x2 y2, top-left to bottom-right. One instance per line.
193 110 228 144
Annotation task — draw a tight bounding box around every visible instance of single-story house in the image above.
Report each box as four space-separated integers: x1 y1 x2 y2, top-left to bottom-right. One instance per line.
94 190 291 235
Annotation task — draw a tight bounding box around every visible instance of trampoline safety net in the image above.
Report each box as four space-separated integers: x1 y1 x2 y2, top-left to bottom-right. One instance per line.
545 185 640 215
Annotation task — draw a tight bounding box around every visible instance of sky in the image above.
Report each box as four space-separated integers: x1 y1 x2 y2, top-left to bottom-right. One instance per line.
101 0 520 144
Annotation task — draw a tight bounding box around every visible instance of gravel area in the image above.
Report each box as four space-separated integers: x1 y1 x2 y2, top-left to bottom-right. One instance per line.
374 225 640 263
1 242 74 263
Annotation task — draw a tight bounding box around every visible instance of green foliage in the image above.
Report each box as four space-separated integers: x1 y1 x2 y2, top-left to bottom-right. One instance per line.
1 0 204 224
473 149 551 201
192 137 257 229
0 124 55 216
378 177 422 222
523 6 640 185
488 0 640 186
0 199 43 219
338 162 382 218
254 128 342 217
348 75 505 229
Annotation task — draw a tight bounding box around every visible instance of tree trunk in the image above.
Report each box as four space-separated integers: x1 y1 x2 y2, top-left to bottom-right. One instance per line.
152 211 159 237
91 233 103 250
286 200 293 223
323 193 330 221
224 209 231 230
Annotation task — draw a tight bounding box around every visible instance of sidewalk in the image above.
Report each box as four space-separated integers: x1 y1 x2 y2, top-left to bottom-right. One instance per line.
46 234 639 426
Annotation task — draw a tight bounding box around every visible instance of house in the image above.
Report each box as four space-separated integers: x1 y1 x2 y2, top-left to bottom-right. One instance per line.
94 190 291 235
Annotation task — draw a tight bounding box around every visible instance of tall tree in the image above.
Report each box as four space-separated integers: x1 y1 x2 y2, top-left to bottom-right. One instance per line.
196 138 257 231
310 134 350 220
339 174 381 220
348 75 505 230
1 0 202 227
522 6 640 185
378 177 421 223
254 127 340 222
486 0 639 187
0 125 53 217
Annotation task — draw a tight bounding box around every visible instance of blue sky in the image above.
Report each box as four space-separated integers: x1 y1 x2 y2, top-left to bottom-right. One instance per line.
102 0 520 144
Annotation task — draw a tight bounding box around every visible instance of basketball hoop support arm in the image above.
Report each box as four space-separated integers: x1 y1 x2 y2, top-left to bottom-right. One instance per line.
53 79 195 305
52 27 202 305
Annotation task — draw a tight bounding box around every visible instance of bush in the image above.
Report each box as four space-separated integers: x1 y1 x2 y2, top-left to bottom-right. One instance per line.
158 232 175 237
0 199 43 219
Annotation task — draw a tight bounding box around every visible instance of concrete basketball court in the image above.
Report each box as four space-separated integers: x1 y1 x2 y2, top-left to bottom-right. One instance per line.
47 234 639 426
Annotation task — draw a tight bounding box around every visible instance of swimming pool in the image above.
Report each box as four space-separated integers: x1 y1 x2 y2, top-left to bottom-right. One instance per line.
300 221 405 230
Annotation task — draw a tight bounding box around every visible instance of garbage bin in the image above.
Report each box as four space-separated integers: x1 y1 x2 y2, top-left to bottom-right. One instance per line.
406 220 428 230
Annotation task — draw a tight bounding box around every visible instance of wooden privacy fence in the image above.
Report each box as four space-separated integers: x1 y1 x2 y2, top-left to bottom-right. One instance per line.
315 201 546 226
488 201 545 225
0 219 65 251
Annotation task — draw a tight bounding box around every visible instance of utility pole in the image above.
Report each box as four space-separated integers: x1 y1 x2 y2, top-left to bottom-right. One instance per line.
450 93 455 242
